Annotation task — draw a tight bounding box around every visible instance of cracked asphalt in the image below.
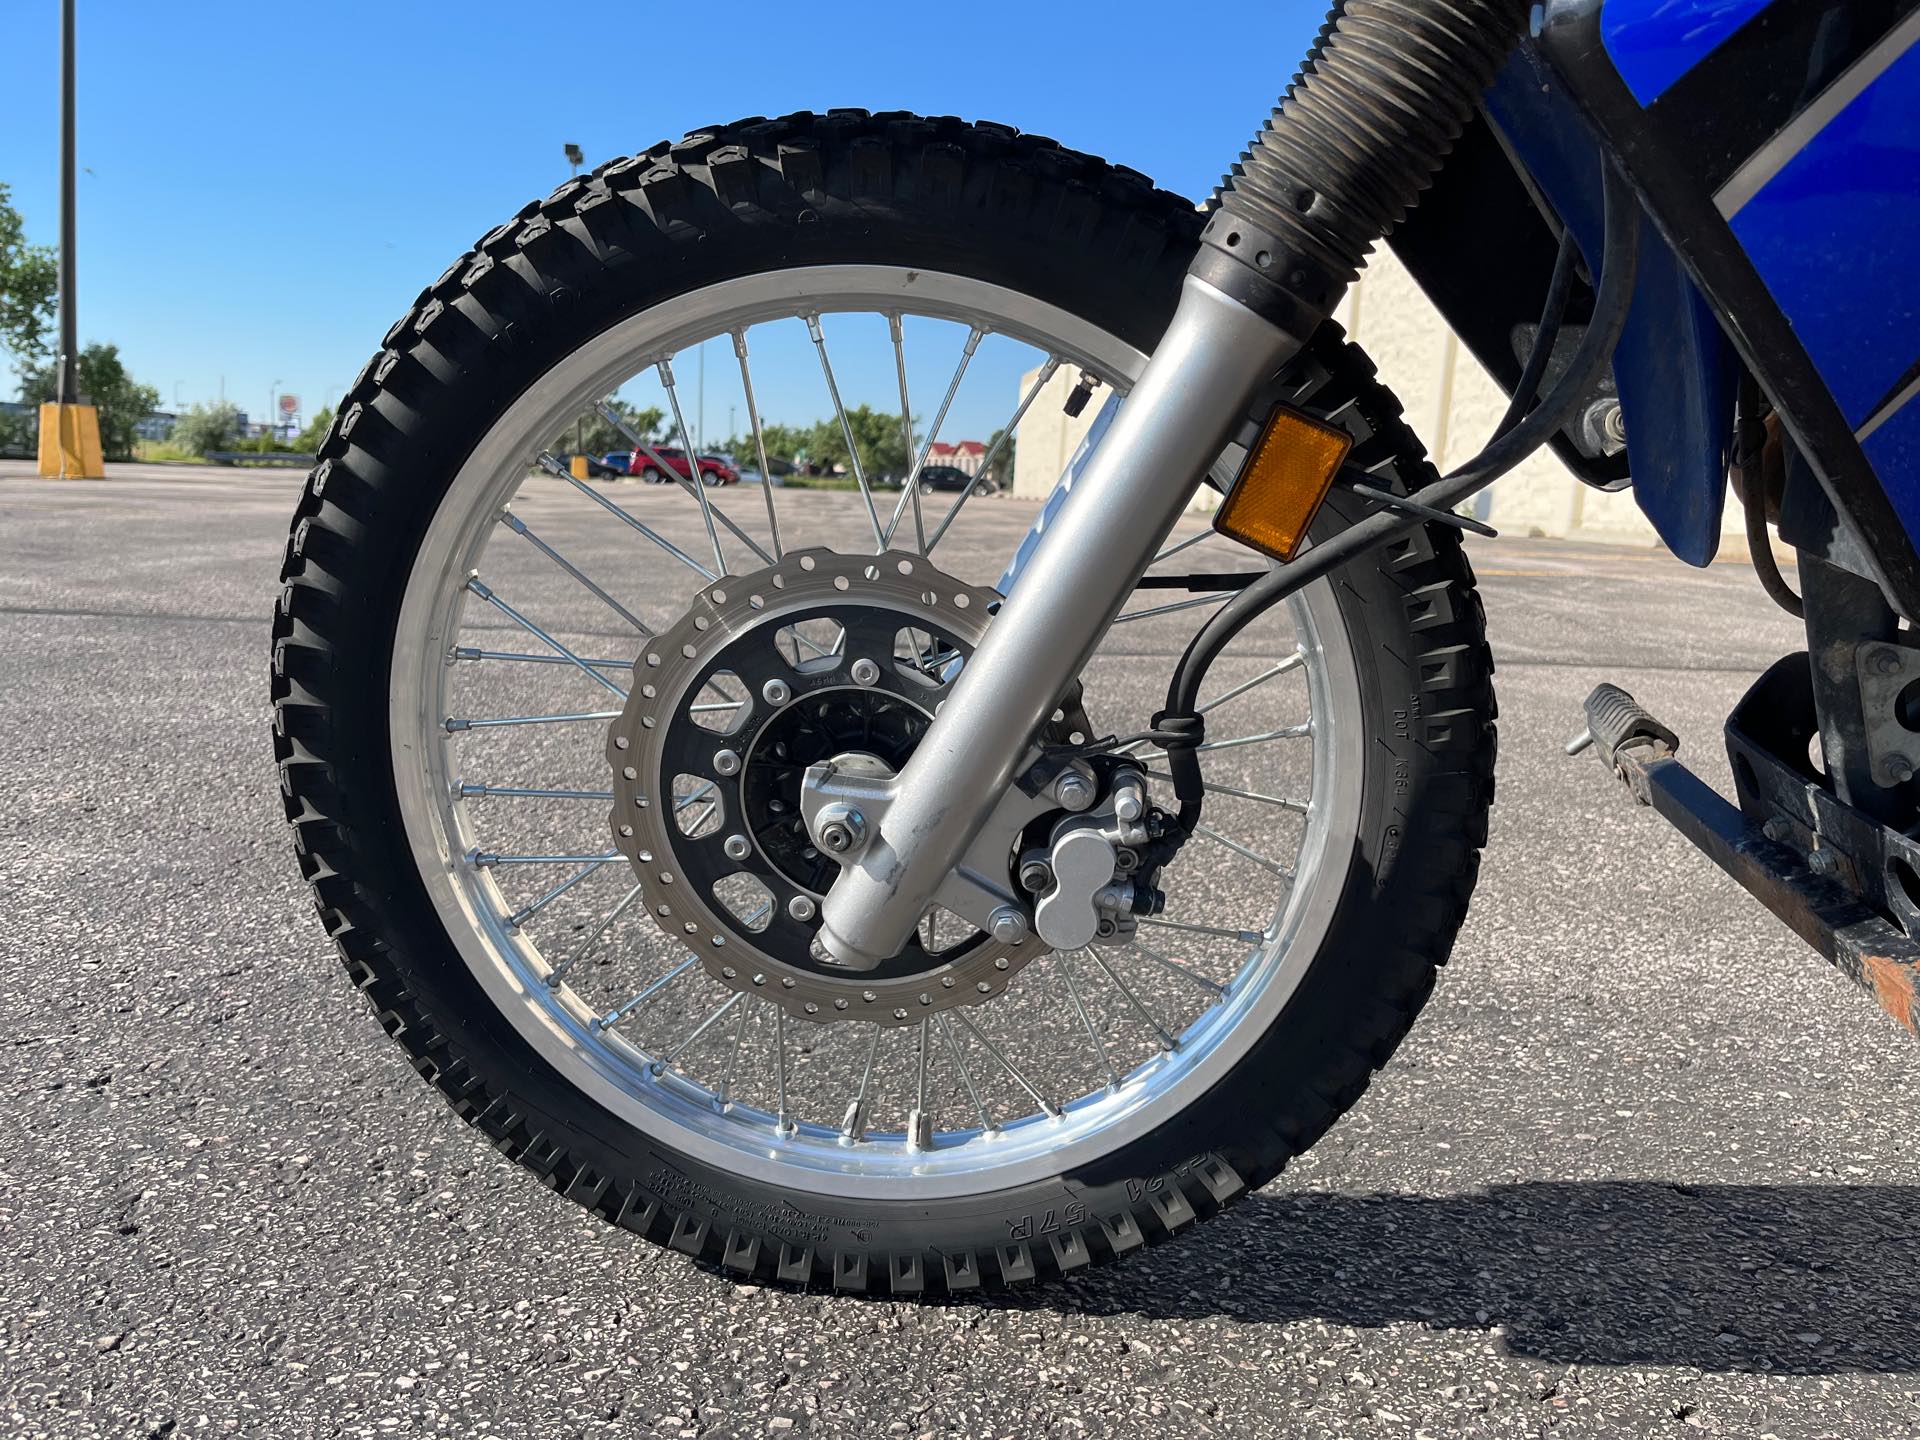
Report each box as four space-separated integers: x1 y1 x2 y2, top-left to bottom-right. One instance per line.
2 460 1917 1439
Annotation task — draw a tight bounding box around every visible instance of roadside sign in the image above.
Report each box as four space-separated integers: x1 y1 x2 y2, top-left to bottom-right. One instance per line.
279 394 299 417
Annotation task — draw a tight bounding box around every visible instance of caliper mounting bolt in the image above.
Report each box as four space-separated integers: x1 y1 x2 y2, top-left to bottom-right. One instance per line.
988 906 1030 945
1055 771 1095 812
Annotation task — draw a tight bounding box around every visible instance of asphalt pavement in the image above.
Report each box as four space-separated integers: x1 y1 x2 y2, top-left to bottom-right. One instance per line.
2 460 1917 1439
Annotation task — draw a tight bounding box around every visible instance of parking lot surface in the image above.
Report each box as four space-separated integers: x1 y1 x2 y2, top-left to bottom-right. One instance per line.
2 461 1916 1438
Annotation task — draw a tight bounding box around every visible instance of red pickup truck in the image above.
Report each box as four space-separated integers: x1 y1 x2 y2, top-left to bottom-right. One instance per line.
632 447 738 486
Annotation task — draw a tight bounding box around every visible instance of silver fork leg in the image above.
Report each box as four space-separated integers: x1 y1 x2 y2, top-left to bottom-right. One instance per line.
817 275 1304 969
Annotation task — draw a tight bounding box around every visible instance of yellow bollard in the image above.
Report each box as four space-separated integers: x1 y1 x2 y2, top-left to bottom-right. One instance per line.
36 402 106 478
570 453 590 480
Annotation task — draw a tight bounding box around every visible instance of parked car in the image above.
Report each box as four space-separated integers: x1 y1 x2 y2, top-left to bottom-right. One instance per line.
917 464 997 497
552 452 626 478
635 447 738 486
599 451 636 476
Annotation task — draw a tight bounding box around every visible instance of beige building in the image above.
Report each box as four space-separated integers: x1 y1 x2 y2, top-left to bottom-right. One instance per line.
1013 247 1745 551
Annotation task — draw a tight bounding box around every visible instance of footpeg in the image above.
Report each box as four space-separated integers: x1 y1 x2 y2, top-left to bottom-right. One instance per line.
1576 679 1920 1038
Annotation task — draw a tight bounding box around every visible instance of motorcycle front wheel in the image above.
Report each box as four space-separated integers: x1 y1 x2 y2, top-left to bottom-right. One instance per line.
272 111 1495 1293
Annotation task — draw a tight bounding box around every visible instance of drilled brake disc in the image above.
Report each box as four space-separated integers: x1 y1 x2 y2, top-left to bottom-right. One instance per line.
608 548 1082 1027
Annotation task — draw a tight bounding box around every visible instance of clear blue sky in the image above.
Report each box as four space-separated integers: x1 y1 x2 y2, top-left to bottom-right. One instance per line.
0 1 1322 439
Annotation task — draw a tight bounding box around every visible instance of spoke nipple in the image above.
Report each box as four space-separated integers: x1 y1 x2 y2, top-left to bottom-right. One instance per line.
907 1109 933 1151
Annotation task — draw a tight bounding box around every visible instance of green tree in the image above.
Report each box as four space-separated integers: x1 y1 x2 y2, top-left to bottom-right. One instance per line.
292 404 335 453
16 343 160 460
172 401 242 457
981 426 1017 486
551 398 665 457
0 183 57 365
804 405 911 481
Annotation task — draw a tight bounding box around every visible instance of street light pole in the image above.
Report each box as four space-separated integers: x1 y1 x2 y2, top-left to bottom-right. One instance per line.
56 0 78 406
39 0 102 478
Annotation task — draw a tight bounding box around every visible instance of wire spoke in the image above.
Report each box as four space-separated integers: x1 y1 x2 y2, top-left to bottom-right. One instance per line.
1083 948 1177 1051
1133 723 1312 764
446 709 621 733
655 358 731 576
773 1007 793 1135
546 881 644 987
1138 915 1266 945
1151 530 1216 567
883 325 983 546
804 315 888 552
1197 652 1306 714
1130 940 1227 997
926 357 1060 552
1137 768 1310 813
499 508 650 634
1058 951 1121 1090
888 314 927 555
539 452 718 582
935 1015 996 1132
505 856 615 928
452 646 632 673
1193 824 1296 881
731 329 784 560
949 1011 1062 1119
650 991 745 1076
593 956 699 1029
908 1018 933 1150
474 849 620 867
458 782 614 802
843 1026 882 1139
464 577 627 699
1113 591 1235 625
715 995 751 1108
595 395 772 570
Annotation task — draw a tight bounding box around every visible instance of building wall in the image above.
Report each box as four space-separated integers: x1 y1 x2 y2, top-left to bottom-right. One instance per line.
1013 247 1743 551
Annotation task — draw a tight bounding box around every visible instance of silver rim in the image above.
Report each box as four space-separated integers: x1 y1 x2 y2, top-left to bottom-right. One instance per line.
390 265 1362 1200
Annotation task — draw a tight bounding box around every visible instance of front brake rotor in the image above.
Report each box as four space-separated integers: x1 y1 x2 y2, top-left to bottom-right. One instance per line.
608 548 1086 1026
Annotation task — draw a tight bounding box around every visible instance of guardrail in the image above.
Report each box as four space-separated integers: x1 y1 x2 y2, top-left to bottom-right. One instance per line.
205 451 317 468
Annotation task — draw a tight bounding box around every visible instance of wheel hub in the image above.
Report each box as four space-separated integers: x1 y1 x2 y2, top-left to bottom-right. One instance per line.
607 548 1079 1026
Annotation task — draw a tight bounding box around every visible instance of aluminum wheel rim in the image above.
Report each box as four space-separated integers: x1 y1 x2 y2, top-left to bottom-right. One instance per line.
390 264 1363 1199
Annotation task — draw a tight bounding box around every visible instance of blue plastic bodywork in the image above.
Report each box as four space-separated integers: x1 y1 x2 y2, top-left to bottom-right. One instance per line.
1600 0 1778 103
1726 36 1920 535
1486 48 1741 565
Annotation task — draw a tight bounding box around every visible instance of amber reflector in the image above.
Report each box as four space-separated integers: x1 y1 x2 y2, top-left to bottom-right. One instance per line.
1212 405 1353 563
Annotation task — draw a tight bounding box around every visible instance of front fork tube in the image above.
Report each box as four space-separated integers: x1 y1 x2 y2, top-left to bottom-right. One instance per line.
816 275 1304 970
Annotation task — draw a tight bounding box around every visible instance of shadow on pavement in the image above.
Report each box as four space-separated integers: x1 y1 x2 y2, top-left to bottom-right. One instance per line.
1022 1182 1920 1374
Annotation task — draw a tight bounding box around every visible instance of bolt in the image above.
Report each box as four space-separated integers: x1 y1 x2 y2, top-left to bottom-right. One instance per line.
1873 649 1903 676
1761 817 1790 842
849 657 881 687
1892 756 1916 784
762 677 791 706
815 804 867 855
788 894 817 922
1018 859 1054 894
713 749 741 777
1055 771 1095 812
1114 847 1140 871
1808 848 1840 877
723 833 751 861
988 906 1028 945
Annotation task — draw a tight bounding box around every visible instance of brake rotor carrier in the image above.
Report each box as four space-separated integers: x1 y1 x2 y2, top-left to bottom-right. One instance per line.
607 547 1085 1027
